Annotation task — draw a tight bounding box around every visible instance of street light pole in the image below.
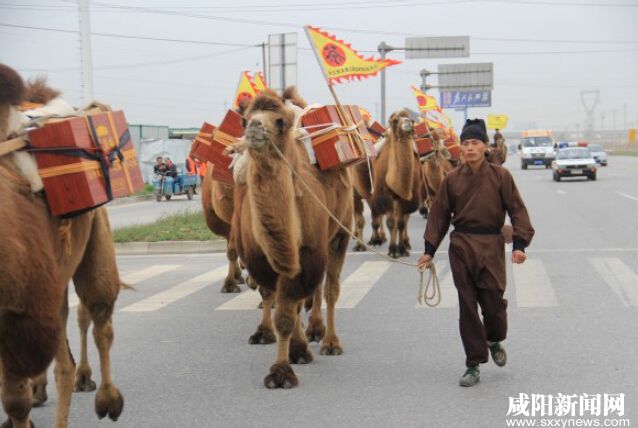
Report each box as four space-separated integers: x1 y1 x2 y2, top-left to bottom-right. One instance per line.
378 41 393 125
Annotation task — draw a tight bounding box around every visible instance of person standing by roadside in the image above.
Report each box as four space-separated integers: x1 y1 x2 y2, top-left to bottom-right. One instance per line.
417 118 535 387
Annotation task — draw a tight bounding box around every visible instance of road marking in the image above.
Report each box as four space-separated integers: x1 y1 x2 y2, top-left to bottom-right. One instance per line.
120 267 227 312
616 191 638 202
512 259 558 307
337 261 391 309
590 258 638 307
121 264 182 284
556 189 566 195
416 262 457 309
215 289 262 311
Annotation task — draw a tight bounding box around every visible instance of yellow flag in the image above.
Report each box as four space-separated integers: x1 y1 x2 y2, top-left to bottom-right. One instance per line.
305 25 401 85
253 71 268 93
411 85 440 112
359 106 372 123
232 71 257 110
487 114 509 130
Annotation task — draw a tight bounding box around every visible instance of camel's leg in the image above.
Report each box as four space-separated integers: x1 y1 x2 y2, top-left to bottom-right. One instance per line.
368 210 386 246
53 333 75 428
264 289 299 389
378 213 387 243
1 368 33 428
31 371 47 407
398 212 411 257
91 316 124 421
387 203 399 258
289 303 313 364
305 283 325 343
221 245 242 293
352 194 366 252
74 303 96 392
249 287 276 345
321 231 349 356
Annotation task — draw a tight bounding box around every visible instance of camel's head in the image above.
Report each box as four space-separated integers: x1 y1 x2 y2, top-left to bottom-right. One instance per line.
389 110 414 140
243 90 295 153
0 63 26 141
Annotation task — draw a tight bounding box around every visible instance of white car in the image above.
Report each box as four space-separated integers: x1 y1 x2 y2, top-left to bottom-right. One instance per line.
552 148 597 181
519 136 555 169
587 144 608 166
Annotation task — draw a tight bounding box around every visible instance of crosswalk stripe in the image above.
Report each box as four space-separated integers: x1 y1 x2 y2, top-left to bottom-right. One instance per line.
121 264 182 285
337 261 391 309
215 289 262 311
416 262 457 309
590 258 638 307
512 259 558 307
119 267 227 312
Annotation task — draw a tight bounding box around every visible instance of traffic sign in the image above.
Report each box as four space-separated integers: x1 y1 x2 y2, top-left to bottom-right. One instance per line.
440 90 491 108
404 36 470 59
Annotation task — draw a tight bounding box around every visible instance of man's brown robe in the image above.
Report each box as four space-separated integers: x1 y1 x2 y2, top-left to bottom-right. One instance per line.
423 160 534 367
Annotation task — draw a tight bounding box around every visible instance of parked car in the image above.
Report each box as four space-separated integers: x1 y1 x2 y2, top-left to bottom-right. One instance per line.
551 148 597 181
587 144 608 166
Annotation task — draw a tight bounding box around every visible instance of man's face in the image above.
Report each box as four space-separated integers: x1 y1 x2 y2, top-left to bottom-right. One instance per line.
156 158 163 165
460 139 487 162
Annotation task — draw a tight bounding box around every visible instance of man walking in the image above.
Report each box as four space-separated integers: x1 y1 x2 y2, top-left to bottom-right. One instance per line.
417 119 535 387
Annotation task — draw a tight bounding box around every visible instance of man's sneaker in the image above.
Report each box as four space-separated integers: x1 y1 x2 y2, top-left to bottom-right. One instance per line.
459 366 480 387
489 342 507 367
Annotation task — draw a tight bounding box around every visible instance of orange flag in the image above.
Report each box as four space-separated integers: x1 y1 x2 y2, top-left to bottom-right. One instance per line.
305 25 401 85
411 85 440 113
232 71 257 109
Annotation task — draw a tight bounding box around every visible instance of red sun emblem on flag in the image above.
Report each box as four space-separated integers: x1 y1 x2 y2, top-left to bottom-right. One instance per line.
416 95 428 107
236 92 253 105
322 43 346 67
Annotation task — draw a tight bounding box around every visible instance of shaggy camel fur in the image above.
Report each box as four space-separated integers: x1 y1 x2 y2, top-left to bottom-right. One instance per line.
0 65 123 427
234 90 352 388
371 110 422 258
421 132 454 211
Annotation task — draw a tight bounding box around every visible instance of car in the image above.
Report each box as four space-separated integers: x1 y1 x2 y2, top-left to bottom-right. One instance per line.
586 144 608 166
519 131 556 169
551 148 597 181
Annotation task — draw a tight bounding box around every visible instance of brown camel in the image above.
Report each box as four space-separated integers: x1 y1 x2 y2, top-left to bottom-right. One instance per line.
370 110 422 258
352 159 386 250
0 65 123 427
421 129 454 212
234 89 352 388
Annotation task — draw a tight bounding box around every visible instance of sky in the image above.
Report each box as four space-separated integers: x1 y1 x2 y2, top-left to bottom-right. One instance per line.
1 0 638 134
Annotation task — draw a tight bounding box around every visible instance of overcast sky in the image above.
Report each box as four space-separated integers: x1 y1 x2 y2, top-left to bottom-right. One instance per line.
1 0 637 134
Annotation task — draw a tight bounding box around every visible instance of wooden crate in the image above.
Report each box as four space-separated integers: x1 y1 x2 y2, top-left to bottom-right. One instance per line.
367 121 386 142
413 122 434 156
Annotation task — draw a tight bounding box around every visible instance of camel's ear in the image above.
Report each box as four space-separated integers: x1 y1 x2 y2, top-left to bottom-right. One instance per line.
0 63 25 106
388 112 399 129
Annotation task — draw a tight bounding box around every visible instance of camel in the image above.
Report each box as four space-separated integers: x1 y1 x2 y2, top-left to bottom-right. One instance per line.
487 139 508 165
0 65 123 427
421 129 454 212
352 155 387 250
370 110 422 258
233 89 352 388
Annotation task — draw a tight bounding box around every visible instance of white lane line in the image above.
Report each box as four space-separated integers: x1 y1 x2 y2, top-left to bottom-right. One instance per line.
512 259 558 307
120 267 226 312
590 258 638 307
337 261 392 309
416 261 457 309
121 264 182 284
215 289 262 311
616 191 638 202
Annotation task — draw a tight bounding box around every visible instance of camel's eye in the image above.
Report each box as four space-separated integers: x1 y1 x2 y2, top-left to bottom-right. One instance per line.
276 117 286 133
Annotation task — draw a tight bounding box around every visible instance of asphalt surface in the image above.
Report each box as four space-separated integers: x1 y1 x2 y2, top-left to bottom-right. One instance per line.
29 155 638 427
106 194 202 229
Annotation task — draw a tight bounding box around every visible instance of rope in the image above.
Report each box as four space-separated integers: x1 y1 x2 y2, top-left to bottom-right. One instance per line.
267 137 441 307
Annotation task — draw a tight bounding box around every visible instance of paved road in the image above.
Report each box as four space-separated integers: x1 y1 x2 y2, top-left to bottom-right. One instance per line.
106 194 202 229
30 156 637 427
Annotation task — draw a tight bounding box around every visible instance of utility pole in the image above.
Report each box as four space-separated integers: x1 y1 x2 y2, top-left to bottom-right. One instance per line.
378 41 392 125
78 0 94 105
580 90 599 140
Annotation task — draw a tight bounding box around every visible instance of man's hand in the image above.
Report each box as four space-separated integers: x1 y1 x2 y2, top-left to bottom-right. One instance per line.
512 250 527 264
418 254 433 270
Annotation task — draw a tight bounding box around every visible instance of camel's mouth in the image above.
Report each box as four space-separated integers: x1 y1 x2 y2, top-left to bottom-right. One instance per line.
245 116 271 150
396 118 414 137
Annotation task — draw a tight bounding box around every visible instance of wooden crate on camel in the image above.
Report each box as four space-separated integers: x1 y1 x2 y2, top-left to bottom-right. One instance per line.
190 109 242 185
413 122 435 156
28 110 144 217
300 104 376 171
367 121 386 143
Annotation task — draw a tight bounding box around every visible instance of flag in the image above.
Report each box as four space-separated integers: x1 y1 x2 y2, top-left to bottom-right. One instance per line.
304 25 401 85
487 114 509 130
232 71 257 110
253 71 268 93
411 85 440 112
359 106 372 123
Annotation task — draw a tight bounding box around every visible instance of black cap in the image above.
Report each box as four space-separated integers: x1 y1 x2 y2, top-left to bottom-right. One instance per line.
460 119 488 143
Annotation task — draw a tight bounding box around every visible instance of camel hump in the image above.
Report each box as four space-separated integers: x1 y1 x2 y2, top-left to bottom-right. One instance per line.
282 86 307 109
25 76 61 104
0 63 25 106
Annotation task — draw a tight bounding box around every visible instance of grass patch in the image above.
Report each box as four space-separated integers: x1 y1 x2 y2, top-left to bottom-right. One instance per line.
113 210 217 242
609 150 638 157
132 183 155 196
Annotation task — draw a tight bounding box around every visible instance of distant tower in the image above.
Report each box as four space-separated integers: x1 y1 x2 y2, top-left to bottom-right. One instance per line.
580 90 599 140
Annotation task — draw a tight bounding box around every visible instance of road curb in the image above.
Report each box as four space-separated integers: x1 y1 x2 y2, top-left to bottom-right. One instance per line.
110 194 155 206
115 240 226 255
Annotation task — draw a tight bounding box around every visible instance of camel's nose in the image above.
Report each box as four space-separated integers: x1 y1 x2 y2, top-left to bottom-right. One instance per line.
401 120 413 132
245 117 267 148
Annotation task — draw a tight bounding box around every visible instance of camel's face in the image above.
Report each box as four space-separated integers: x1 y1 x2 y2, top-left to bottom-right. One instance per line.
389 111 414 140
244 103 294 152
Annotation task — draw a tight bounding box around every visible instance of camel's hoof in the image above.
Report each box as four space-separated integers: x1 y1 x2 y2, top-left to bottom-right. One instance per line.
399 247 410 257
32 382 48 407
95 384 124 422
1 421 34 428
403 241 412 251
320 342 344 356
352 243 367 252
220 280 241 293
74 372 97 393
289 342 314 365
264 363 298 389
305 322 326 343
388 244 399 259
367 236 383 247
249 326 276 345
